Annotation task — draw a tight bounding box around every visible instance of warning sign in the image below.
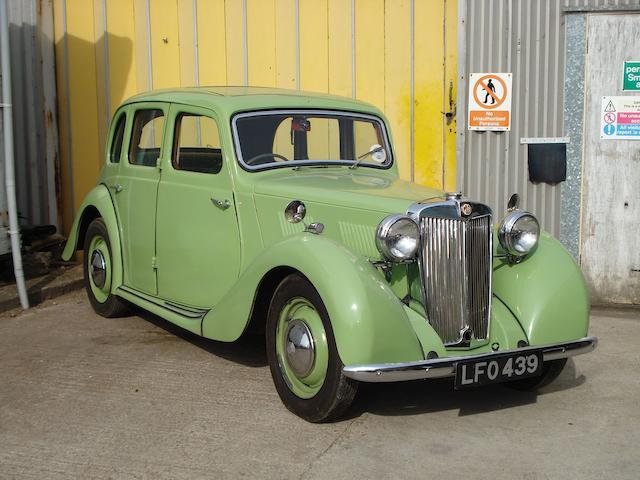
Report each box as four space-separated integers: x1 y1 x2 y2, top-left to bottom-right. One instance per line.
468 72 512 131
600 96 640 140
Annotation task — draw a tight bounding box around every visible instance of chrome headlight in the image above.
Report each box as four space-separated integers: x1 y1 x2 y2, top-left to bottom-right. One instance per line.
498 211 540 256
375 215 419 262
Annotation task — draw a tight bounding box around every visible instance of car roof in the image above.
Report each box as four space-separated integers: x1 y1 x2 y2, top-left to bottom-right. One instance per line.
122 86 384 117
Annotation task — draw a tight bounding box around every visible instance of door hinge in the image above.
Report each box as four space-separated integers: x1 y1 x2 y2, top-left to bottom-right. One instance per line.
152 256 158 269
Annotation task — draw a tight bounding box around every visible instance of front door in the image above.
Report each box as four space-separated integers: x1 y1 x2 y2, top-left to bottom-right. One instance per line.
113 102 168 295
581 14 640 305
155 104 240 308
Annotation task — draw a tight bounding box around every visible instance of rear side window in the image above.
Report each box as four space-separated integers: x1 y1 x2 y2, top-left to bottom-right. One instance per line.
109 114 126 163
172 114 222 174
129 109 165 166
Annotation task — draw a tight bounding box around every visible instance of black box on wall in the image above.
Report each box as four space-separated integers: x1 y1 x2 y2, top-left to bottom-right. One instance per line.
527 143 567 184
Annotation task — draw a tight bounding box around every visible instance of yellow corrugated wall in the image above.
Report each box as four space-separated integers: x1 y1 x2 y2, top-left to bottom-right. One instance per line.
53 0 457 233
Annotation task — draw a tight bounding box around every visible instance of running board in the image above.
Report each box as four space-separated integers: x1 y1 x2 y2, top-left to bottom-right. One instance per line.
116 286 210 335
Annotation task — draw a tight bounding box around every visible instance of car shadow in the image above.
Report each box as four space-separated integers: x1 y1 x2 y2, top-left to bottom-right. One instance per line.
135 307 267 368
344 358 586 420
132 307 586 419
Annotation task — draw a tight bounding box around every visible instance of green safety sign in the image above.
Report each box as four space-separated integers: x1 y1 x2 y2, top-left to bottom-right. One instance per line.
623 61 640 91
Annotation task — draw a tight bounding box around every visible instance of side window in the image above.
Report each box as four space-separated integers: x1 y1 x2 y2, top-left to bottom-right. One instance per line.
129 109 165 166
109 114 127 163
172 114 222 174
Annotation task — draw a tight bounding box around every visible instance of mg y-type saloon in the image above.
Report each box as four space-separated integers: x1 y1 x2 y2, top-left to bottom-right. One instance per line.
63 87 597 422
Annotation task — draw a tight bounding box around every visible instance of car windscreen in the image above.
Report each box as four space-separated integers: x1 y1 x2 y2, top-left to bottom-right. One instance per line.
232 110 392 170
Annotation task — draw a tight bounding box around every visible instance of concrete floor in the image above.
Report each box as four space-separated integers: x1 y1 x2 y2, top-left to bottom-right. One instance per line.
0 291 638 480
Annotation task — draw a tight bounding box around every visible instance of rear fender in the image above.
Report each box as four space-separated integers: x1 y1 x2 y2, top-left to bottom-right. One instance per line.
62 184 123 288
200 233 425 366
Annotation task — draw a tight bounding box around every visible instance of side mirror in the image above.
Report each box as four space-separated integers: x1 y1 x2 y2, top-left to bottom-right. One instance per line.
507 193 520 211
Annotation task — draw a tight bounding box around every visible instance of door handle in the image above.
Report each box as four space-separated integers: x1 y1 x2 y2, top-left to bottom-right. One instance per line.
109 183 123 193
211 198 231 210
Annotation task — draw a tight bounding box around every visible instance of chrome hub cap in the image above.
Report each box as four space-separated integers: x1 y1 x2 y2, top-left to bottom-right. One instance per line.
284 319 315 378
90 250 107 288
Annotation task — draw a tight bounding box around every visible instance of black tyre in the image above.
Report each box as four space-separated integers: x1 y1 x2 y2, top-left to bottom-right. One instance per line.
507 358 567 391
83 218 130 318
266 273 357 422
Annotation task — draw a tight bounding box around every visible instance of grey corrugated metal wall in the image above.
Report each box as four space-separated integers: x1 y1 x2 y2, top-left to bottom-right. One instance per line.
459 0 640 237
0 0 59 250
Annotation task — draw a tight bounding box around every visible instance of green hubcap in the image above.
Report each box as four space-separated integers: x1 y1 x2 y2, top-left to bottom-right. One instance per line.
87 235 112 303
276 297 329 399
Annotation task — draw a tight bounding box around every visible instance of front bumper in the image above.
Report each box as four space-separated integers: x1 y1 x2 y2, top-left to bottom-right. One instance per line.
342 336 597 382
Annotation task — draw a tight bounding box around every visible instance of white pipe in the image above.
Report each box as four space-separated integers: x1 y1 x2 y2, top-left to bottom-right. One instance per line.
1 0 29 309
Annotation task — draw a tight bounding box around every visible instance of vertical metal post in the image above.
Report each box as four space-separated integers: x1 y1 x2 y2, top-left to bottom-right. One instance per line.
1 0 29 309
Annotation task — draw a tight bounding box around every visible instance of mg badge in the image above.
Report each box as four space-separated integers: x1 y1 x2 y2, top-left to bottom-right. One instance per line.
461 203 473 216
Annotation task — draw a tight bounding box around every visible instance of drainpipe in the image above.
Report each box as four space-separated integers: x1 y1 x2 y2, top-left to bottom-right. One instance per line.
1 0 29 309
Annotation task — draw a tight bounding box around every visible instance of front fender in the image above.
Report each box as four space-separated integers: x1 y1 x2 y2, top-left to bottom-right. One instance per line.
62 184 123 288
493 232 590 345
200 233 425 366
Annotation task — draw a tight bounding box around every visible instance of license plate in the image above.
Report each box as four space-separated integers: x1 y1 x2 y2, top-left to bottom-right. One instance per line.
454 351 543 389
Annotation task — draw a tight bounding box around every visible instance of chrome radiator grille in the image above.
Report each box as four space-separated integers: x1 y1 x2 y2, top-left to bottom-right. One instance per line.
420 214 492 345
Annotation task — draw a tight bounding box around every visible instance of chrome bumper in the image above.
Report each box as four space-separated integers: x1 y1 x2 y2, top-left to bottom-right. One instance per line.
342 336 598 383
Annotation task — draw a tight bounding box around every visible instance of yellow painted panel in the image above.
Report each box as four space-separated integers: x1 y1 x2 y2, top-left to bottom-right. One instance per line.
354 0 384 108
413 0 445 188
299 0 328 156
225 0 245 85
178 0 197 87
93 0 108 155
247 0 276 87
149 0 181 89
384 0 412 181
53 0 73 232
444 0 457 191
65 0 102 211
133 0 151 92
299 0 328 92
196 0 227 85
275 0 296 89
106 0 138 111
328 0 352 97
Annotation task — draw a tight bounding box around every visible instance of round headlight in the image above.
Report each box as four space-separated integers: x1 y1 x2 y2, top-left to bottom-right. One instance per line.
375 215 419 262
498 211 540 257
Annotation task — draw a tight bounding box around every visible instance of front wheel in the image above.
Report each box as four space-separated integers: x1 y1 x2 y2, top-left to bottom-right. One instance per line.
83 218 130 318
507 358 567 391
266 273 357 422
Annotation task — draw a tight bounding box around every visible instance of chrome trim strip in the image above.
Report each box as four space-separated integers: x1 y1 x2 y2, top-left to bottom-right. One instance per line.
342 336 597 383
231 109 394 172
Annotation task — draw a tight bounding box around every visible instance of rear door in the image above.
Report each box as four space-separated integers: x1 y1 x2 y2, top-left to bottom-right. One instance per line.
155 104 240 308
112 102 168 295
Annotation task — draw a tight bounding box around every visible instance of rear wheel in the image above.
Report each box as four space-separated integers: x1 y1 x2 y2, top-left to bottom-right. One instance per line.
507 358 567 391
83 218 130 318
266 273 357 422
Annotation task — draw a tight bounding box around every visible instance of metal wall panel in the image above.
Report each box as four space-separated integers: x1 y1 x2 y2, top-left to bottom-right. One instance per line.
460 0 565 236
460 0 640 237
0 0 59 238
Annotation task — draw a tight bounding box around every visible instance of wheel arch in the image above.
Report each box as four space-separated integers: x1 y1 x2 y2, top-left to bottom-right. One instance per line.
200 233 424 366
62 184 124 289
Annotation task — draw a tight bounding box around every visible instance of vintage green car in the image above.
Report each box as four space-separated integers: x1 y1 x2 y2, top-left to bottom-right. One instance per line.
63 87 597 422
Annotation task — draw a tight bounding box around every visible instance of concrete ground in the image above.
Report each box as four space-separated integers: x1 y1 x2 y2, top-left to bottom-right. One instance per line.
0 291 638 480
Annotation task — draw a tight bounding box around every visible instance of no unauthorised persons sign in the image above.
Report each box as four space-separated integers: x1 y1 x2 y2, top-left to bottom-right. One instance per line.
468 72 512 131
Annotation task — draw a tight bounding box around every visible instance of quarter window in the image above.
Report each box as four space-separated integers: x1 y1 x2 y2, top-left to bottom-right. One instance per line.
129 109 165 166
109 114 126 163
172 114 222 174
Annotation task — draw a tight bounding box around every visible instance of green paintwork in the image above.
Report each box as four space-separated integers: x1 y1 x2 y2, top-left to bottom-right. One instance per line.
276 297 328 398
63 87 592 372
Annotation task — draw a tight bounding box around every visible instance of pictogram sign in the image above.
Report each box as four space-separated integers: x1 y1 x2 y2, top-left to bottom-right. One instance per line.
468 72 512 131
600 96 640 140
